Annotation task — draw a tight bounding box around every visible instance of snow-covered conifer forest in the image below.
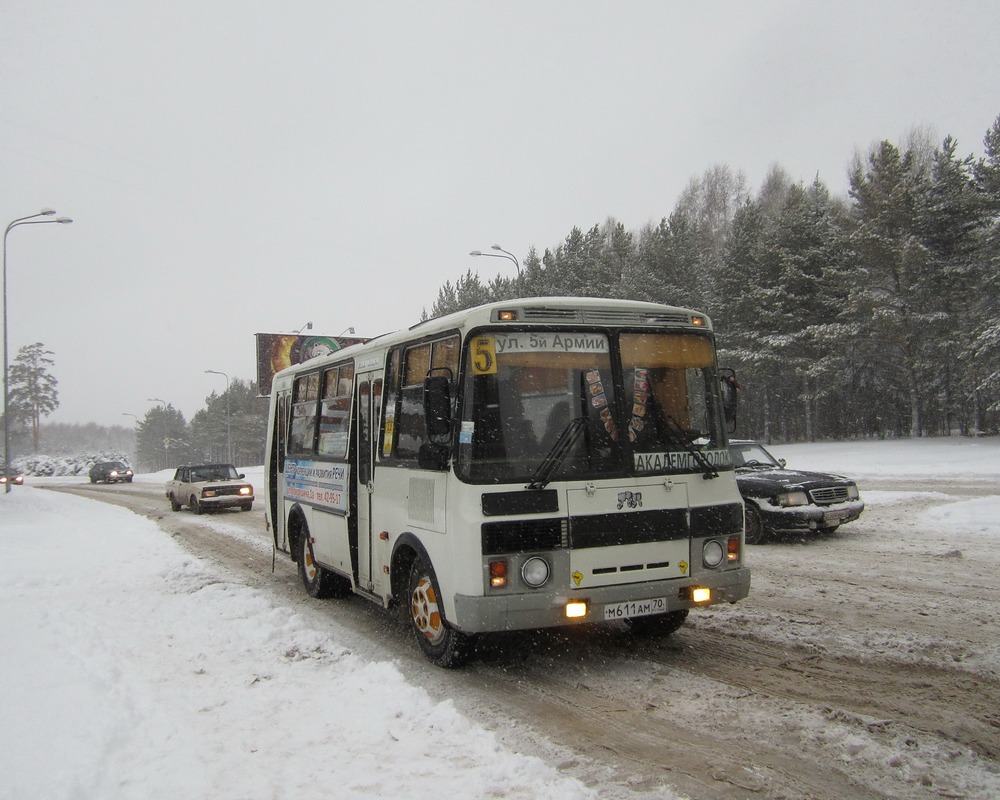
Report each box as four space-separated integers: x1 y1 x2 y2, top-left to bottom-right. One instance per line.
432 116 1000 442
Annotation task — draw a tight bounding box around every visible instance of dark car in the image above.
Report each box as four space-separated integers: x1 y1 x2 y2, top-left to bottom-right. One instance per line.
730 440 864 544
89 460 134 484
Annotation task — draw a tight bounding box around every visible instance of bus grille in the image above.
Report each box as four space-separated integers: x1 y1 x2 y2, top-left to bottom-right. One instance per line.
481 504 742 555
482 519 568 555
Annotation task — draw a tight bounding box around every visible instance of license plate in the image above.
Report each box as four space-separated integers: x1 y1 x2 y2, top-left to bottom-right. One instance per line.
603 597 668 621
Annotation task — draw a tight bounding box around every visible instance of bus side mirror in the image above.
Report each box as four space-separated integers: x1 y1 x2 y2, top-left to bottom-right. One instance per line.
720 368 739 427
423 374 452 444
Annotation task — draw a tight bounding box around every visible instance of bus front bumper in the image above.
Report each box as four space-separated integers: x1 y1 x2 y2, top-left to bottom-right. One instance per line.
452 566 751 634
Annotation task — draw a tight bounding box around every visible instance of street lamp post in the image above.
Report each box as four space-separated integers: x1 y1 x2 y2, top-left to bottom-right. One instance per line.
470 244 522 293
204 370 231 463
3 209 73 493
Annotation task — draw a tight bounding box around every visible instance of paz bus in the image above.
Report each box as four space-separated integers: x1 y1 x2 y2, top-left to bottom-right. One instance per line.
264 297 750 666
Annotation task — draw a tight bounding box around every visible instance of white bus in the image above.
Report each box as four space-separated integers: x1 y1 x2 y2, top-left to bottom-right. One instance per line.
264 297 750 666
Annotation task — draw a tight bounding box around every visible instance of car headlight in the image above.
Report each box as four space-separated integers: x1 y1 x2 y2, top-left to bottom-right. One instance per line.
703 540 725 568
777 490 809 507
846 484 859 500
239 486 252 496
521 556 550 588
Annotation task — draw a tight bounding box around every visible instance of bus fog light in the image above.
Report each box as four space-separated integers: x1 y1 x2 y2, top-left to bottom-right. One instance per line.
565 601 588 618
703 540 724 568
521 556 550 588
691 587 711 603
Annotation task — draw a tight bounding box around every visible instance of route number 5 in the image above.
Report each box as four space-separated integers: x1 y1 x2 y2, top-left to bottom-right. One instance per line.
472 336 497 375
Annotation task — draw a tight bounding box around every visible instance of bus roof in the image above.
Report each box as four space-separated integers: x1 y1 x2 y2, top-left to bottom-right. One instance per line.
275 296 714 379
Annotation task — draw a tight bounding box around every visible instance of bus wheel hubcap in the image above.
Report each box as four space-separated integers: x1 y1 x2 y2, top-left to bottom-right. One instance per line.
303 543 317 581
411 575 445 644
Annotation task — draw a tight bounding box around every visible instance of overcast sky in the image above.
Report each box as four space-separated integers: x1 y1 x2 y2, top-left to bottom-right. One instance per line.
2 1 998 429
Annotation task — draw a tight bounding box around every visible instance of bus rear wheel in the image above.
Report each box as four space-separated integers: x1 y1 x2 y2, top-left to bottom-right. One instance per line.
408 557 471 668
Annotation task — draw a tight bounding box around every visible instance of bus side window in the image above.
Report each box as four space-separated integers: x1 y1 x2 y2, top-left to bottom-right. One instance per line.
385 334 459 465
395 343 431 460
317 363 354 459
288 372 320 454
379 347 402 459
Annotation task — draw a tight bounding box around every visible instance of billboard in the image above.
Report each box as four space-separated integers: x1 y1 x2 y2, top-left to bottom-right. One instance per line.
256 333 368 396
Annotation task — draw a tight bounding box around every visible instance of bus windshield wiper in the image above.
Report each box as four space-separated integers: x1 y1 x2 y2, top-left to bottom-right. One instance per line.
527 417 587 490
664 416 718 479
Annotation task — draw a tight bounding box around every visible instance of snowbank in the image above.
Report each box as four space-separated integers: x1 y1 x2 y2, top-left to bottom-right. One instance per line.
0 488 595 800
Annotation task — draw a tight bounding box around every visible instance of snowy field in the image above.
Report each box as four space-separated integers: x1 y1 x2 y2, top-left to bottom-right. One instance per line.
1 437 998 799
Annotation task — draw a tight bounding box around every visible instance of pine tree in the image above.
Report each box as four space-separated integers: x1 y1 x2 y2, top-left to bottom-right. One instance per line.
921 135 990 433
845 140 932 436
6 342 59 453
973 114 1000 419
136 405 192 472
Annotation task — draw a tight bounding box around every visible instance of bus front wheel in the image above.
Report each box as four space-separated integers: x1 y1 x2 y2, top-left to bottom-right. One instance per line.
298 530 350 599
407 557 471 668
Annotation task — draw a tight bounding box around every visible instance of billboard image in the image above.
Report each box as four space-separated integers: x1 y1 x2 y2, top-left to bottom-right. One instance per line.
256 333 367 396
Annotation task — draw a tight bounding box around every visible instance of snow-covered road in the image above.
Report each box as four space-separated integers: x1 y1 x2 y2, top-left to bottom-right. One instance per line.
3 437 999 799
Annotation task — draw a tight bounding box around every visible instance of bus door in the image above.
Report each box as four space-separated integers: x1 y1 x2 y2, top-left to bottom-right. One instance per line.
355 373 382 592
270 389 291 551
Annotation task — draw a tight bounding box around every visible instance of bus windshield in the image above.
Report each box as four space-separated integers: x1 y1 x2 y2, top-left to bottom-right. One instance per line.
456 330 729 483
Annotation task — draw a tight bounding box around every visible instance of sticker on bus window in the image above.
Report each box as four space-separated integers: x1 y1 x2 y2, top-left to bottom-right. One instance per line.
459 421 474 444
471 336 498 375
382 409 395 456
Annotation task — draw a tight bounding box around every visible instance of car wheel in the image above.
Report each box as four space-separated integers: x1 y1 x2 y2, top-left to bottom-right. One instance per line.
170 494 181 512
407 556 471 668
298 528 351 599
627 609 689 637
90 476 97 484
240 503 253 512
744 504 766 544
190 495 203 515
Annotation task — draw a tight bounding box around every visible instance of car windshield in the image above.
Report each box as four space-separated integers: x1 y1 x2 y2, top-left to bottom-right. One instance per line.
191 465 239 481
730 442 781 468
456 329 731 483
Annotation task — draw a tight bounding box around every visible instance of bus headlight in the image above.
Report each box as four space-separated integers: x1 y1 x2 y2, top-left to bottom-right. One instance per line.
703 540 725 568
521 556 550 588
